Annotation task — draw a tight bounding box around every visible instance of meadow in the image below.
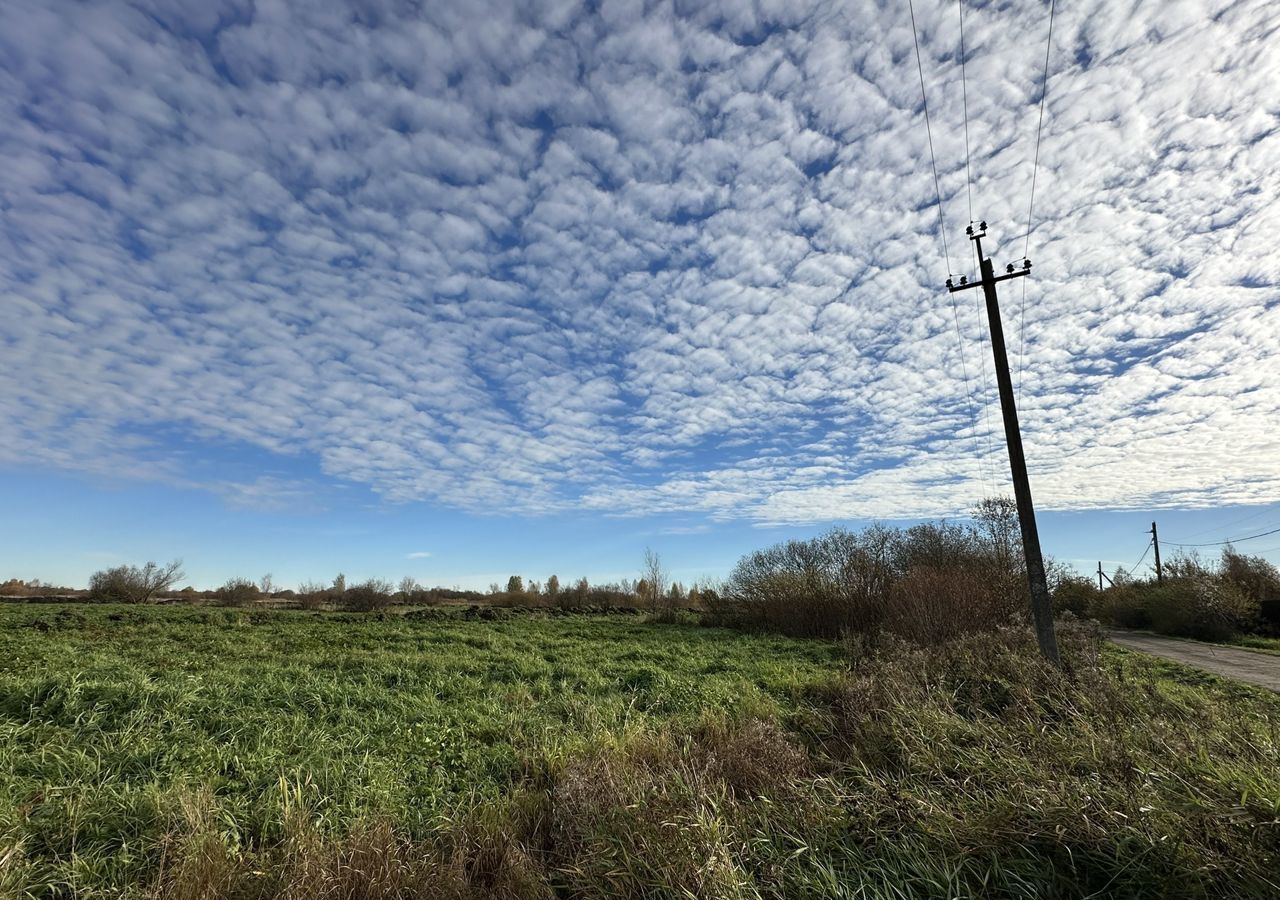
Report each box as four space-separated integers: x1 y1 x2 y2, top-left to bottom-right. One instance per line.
1 604 1278 899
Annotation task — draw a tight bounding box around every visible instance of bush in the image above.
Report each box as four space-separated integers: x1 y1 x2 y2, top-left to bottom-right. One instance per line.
1052 576 1097 618
216 577 260 608
296 580 328 610
1220 546 1280 630
715 509 1028 643
343 579 395 612
1145 578 1258 642
88 561 185 604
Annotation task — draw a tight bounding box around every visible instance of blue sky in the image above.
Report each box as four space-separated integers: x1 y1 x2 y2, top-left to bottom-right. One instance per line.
1 0 1278 590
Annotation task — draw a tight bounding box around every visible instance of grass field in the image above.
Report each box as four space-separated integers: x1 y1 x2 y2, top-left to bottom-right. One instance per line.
1 604 1278 899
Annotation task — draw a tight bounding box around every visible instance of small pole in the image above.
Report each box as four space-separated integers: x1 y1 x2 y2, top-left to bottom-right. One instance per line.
1097 561 1104 592
946 223 1059 666
1150 521 1163 584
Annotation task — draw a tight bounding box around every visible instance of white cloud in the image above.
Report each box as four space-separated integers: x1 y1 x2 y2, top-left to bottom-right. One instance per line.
406 551 433 560
0 0 1277 524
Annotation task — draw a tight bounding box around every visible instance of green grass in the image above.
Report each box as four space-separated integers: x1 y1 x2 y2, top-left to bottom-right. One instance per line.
1231 634 1280 656
1 606 1278 899
0 604 842 895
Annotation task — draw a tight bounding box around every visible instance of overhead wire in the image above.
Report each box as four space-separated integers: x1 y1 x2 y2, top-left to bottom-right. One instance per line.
1172 506 1276 542
958 0 974 225
1017 0 1057 404
956 0 999 493
907 0 993 496
1126 539 1153 576
1164 525 1280 549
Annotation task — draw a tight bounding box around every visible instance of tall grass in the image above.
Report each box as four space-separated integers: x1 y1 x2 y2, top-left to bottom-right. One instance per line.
1 607 1277 898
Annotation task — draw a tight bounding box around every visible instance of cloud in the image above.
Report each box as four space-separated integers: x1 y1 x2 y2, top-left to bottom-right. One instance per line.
406 551 433 560
0 0 1277 525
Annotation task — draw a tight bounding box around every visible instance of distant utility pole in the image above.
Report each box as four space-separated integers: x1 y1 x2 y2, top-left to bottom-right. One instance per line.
1150 521 1163 584
947 222 1059 665
1097 561 1104 592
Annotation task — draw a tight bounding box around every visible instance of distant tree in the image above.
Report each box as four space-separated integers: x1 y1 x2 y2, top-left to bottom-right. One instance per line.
506 575 524 594
297 580 327 610
345 578 395 612
88 560 185 604
546 574 560 598
398 576 418 597
332 573 347 595
642 548 674 622
259 573 275 596
574 577 589 607
217 577 260 608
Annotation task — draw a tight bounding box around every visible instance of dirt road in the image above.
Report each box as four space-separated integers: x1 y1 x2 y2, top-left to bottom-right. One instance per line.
1106 630 1280 692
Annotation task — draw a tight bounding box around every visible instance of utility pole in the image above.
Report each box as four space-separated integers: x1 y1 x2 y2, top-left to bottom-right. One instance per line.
946 222 1059 665
1097 561 1104 592
1150 521 1163 584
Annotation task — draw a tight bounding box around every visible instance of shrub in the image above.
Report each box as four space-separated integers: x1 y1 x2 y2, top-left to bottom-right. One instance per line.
716 510 1028 643
343 579 395 612
1220 546 1280 630
1053 576 1097 618
884 563 1020 645
216 577 260 608
87 561 185 604
296 581 328 610
1145 578 1258 642
1090 583 1151 629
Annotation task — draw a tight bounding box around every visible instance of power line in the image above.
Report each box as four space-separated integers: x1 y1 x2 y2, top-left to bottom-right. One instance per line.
908 0 953 276
958 0 973 225
1125 539 1153 575
1164 525 1280 548
1173 506 1276 541
1017 0 1057 402
907 0 989 495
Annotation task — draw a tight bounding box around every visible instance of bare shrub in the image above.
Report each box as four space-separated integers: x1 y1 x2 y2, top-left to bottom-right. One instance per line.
296 580 327 611
718 526 896 638
640 548 675 622
343 579 395 612
215 577 259 608
88 560 185 604
884 564 1019 645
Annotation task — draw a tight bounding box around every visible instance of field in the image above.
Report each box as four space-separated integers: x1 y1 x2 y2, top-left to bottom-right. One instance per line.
1 604 1279 899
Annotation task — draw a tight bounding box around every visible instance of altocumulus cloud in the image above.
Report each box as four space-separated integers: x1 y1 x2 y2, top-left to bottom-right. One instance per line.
1 0 1277 523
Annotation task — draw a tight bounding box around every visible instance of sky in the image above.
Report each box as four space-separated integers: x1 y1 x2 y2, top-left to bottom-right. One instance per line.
1 0 1278 591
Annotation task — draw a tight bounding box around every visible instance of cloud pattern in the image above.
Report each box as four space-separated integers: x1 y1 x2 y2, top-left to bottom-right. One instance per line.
1 0 1278 523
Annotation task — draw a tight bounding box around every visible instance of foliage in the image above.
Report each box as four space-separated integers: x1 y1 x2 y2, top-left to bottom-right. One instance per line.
86 560 185 604
216 576 260 608
1 608 1276 898
1052 575 1098 617
714 503 1030 641
343 578 395 612
1092 550 1261 641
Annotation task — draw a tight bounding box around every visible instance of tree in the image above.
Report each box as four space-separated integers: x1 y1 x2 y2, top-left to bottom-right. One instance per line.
88 560 185 604
217 577 260 607
259 573 275 596
506 575 524 594
642 548 674 622
546 574 560 598
398 576 419 597
332 573 347 595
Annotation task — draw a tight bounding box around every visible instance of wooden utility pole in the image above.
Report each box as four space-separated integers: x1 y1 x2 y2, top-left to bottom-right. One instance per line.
947 222 1059 665
1150 521 1163 584
1097 561 1104 592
